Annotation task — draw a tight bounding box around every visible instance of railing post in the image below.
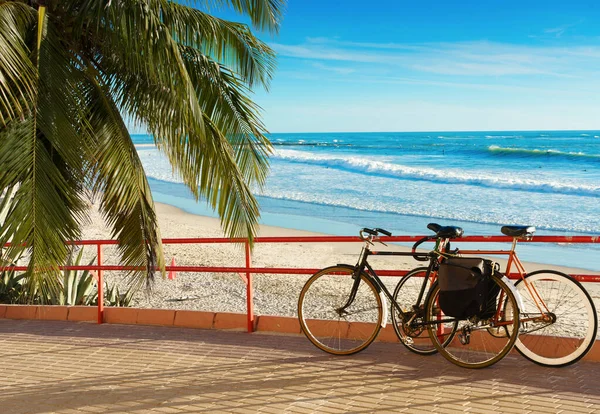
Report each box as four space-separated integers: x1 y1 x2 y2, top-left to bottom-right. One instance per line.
97 243 104 324
245 241 254 332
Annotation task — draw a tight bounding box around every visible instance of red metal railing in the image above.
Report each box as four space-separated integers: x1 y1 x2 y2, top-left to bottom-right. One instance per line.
3 234 600 332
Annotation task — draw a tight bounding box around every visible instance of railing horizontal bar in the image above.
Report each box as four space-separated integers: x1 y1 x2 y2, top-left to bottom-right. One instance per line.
4 234 600 248
2 265 598 283
459 250 511 255
0 265 406 276
163 235 600 243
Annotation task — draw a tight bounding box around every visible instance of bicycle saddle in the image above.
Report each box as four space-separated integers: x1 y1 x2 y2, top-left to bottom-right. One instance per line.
427 223 464 239
501 225 536 238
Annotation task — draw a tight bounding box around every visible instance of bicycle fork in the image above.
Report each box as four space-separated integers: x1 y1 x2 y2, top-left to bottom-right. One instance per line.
335 267 388 328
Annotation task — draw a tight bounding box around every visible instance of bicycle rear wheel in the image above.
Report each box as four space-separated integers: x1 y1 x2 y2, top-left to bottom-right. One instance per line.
391 267 457 355
298 265 383 355
510 270 598 367
426 274 520 369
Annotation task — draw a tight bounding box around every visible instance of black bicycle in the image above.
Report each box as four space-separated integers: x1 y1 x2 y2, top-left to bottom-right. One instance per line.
297 224 521 369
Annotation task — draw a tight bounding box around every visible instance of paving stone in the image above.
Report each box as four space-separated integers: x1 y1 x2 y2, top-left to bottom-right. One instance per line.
1 319 599 413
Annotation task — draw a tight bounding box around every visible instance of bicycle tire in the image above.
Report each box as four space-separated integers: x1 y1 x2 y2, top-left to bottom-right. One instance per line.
391 267 457 355
298 265 383 355
426 274 520 369
509 270 598 367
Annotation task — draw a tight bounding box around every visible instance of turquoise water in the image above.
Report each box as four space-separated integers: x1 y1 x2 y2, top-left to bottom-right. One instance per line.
133 131 600 270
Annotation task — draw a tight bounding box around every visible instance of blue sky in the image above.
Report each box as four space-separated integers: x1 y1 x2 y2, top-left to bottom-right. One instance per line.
200 1 600 133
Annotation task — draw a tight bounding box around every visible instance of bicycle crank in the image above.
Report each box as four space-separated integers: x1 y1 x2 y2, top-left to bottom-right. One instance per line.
459 326 471 345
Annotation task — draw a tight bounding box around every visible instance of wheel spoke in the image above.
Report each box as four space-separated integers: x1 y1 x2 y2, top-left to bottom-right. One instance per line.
299 266 383 355
427 274 520 369
513 271 598 367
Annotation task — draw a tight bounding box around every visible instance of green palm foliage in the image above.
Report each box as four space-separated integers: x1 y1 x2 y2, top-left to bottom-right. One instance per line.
0 263 26 303
0 0 283 300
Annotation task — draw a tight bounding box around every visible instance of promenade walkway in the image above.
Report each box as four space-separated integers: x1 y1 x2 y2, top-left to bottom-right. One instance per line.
1 319 599 413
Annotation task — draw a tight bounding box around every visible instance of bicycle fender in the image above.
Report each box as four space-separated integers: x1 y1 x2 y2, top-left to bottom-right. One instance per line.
499 274 525 310
379 292 388 328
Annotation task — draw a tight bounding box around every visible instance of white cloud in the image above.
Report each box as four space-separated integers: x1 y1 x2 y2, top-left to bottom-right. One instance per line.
542 20 583 38
312 62 356 75
261 100 600 133
263 36 600 132
271 38 600 78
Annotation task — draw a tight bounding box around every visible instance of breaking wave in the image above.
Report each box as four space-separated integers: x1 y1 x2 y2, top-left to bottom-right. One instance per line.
272 149 600 197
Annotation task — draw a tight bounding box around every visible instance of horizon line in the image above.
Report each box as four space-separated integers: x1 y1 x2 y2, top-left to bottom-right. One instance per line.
130 128 600 136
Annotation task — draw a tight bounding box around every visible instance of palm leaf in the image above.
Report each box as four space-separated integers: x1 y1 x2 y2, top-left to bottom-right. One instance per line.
199 115 262 241
161 2 277 89
195 0 284 33
179 46 272 186
88 2 274 242
83 58 165 286
0 0 282 292
0 1 36 126
0 15 93 301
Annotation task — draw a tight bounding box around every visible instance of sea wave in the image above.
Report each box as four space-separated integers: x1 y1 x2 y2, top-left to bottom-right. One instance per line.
488 145 600 160
256 191 596 233
272 141 356 148
272 149 600 197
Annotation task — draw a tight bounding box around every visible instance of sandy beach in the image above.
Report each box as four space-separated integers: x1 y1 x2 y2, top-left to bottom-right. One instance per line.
82 202 417 316
78 202 600 325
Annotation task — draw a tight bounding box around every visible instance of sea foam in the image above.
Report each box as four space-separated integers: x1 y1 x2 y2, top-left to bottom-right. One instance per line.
488 145 599 160
272 149 600 197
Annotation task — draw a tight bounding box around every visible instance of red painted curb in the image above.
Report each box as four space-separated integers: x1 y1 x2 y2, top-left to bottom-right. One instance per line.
37 306 69 321
173 310 215 329
256 315 302 334
137 309 176 326
67 306 97 322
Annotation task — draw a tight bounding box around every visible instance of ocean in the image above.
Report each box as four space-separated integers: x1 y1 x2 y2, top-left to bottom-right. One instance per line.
132 131 600 271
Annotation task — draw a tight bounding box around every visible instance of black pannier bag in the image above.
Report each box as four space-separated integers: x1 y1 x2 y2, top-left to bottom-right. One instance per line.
437 258 501 319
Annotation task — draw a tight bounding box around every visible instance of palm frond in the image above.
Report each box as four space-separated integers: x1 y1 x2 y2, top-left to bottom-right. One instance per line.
75 0 207 134
87 1 272 242
0 1 36 125
202 115 262 241
1 0 281 292
83 58 165 286
0 17 92 302
179 46 272 186
195 0 284 34
107 53 268 242
161 2 277 89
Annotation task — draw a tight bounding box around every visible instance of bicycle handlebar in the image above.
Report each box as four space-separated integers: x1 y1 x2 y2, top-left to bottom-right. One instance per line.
359 227 392 240
360 225 459 261
361 228 378 236
360 228 435 261
374 227 392 236
411 235 436 261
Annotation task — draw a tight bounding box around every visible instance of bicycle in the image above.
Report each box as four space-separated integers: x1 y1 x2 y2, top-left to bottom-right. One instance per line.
297 225 521 369
455 225 598 367
390 225 459 355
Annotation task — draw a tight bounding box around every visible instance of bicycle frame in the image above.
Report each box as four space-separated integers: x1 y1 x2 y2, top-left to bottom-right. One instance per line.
341 238 445 323
339 235 521 336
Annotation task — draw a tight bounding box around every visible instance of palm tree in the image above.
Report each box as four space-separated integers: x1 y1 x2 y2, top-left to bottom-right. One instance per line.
0 0 284 298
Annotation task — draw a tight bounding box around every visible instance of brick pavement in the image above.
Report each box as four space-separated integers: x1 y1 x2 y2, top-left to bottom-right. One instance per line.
0 319 599 413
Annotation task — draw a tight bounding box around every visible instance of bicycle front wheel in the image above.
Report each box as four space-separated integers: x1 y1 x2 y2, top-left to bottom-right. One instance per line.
511 270 598 367
426 274 520 369
298 265 383 355
391 267 457 355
